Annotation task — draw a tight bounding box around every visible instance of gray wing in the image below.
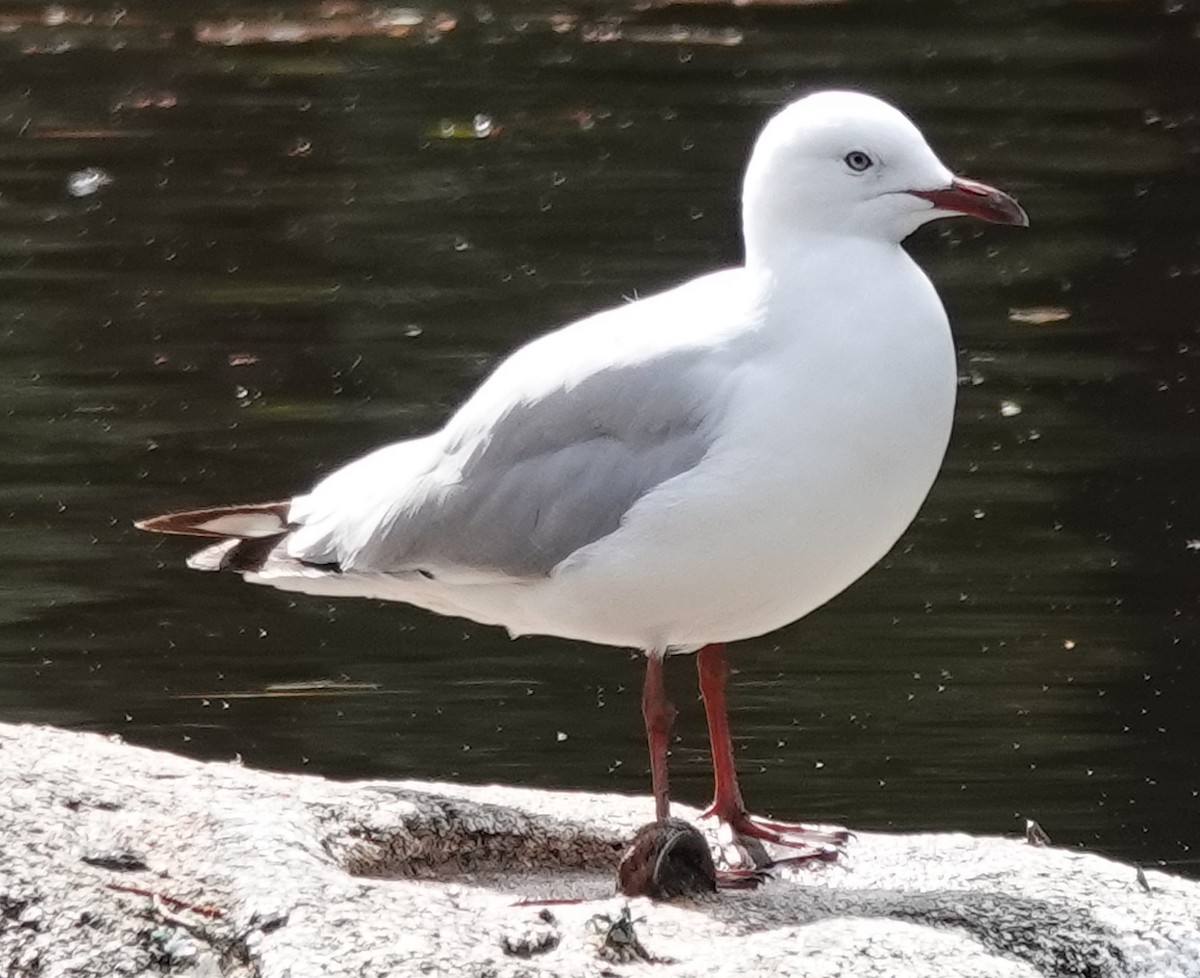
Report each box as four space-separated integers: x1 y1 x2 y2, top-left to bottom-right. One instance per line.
313 343 728 579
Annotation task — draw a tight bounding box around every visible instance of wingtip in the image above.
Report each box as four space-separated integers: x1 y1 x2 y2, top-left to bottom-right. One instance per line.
133 501 292 538
134 512 174 534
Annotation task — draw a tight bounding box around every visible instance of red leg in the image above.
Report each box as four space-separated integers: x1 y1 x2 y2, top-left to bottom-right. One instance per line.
642 650 677 822
696 643 745 818
697 643 848 865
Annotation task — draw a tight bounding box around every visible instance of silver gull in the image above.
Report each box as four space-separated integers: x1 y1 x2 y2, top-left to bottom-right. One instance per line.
138 90 1028 876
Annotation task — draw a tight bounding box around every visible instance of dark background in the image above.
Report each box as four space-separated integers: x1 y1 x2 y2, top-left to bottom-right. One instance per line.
1 0 1198 874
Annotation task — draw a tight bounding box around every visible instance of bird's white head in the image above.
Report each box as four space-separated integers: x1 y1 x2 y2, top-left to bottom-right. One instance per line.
742 90 1027 265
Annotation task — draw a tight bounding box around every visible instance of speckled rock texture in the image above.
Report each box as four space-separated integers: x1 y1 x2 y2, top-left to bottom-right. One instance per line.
2 722 1197 977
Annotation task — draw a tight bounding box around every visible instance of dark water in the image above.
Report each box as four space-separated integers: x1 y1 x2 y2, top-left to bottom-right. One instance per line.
1 1 1199 873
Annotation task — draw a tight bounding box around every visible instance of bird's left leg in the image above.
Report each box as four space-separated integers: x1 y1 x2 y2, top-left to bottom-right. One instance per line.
696 643 848 867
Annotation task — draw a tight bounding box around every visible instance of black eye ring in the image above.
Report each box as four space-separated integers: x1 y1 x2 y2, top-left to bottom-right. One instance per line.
844 150 873 172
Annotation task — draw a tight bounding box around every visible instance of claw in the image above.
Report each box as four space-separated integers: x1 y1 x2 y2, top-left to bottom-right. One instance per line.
714 865 771 890
704 808 850 869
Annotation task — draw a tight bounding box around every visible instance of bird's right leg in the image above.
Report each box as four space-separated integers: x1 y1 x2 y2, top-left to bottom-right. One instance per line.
641 649 677 821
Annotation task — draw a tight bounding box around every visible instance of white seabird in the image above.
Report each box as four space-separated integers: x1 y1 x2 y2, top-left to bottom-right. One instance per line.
138 90 1028 876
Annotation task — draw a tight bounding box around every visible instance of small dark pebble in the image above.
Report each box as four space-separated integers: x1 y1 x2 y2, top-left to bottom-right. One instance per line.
500 913 561 958
82 850 149 872
587 905 670 965
64 798 122 812
249 908 290 933
1025 818 1051 847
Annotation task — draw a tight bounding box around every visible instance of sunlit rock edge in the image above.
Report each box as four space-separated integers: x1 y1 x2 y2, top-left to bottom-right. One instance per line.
1 722 1197 978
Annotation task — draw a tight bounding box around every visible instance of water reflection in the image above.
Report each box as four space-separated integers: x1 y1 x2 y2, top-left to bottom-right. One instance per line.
0 1 1198 874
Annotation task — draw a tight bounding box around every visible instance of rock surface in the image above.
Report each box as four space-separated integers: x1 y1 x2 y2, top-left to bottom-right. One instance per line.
2 722 1198 977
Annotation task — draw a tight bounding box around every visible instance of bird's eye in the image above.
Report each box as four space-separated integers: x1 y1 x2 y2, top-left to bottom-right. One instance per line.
844 150 873 172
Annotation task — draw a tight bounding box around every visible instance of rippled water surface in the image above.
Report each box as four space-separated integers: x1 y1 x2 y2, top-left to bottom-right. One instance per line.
1 1 1199 873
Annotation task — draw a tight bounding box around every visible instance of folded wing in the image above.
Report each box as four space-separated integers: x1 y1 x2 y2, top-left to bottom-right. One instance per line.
138 268 751 586
286 342 727 581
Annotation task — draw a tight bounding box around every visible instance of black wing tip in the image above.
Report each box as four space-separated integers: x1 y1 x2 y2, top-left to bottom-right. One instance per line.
221 533 289 572
134 512 197 535
134 501 292 538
